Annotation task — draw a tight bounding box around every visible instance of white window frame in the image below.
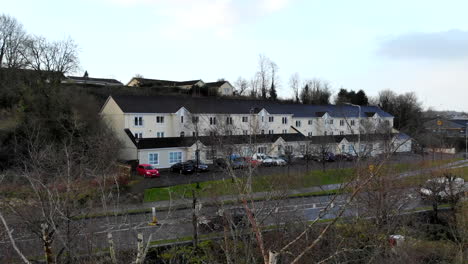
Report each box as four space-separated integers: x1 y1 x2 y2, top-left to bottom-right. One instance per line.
169 151 182 164
148 152 159 165
296 120 301 127
268 130 274 134
242 116 248 122
340 120 345 126
156 116 164 123
134 132 143 138
308 120 313 125
269 116 274 122
282 129 287 134
282 117 288 124
156 132 165 138
134 116 143 127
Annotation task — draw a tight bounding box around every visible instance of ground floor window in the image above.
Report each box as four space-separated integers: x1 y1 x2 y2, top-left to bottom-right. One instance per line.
206 149 217 160
169 152 182 164
148 153 159 165
285 145 293 153
258 146 267 154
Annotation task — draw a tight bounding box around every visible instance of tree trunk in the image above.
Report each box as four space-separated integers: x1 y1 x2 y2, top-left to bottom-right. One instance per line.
192 190 198 249
41 224 55 264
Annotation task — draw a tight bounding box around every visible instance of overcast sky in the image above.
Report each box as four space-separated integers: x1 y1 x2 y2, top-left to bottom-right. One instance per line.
3 0 468 111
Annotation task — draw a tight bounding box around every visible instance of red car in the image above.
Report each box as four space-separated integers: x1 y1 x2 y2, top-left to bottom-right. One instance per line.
137 164 160 178
243 157 262 167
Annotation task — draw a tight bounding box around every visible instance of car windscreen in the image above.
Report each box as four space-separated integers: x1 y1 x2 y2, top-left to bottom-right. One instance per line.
144 166 155 170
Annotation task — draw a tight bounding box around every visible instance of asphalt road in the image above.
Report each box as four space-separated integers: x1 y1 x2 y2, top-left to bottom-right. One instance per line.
1 192 426 262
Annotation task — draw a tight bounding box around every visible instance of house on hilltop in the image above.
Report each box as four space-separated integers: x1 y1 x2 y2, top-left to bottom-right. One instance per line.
126 77 234 96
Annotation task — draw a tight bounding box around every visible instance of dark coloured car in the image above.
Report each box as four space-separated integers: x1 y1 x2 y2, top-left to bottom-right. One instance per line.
170 162 195 174
215 158 245 169
335 153 355 161
185 160 209 172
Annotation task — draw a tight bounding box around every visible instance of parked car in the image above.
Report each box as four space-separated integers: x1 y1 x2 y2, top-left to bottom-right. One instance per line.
262 156 287 166
185 160 209 172
313 152 336 162
244 157 262 167
215 158 245 169
170 162 195 174
136 164 160 178
335 153 356 161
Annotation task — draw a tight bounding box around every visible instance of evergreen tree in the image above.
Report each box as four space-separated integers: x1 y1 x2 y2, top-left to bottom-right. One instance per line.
269 83 277 100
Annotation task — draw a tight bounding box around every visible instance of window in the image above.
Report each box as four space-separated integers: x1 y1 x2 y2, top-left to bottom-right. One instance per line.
261 116 264 122
258 146 267 154
269 116 274 122
328 119 334 125
134 132 143 138
226 117 233 125
192 131 199 137
330 131 334 135
210 131 216 136
180 132 185 137
342 144 345 152
340 131 344 135
156 132 164 138
148 153 159 165
308 132 313 137
350 120 355 126
243 130 248 135
206 149 217 160
181 116 184 123
282 129 287 133
282 117 288 124
242 116 248 122
340 120 345 126
192 116 199 123
261 130 265 134
156 116 164 123
227 130 233 135
268 130 274 134
169 152 182 164
308 120 313 125
285 145 293 153
295 120 301 127
348 145 354 153
300 145 306 153
324 131 327 136
134 116 143 126
210 117 217 125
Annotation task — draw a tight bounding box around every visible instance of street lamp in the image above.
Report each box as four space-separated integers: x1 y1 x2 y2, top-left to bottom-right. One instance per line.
345 103 361 158
465 121 467 160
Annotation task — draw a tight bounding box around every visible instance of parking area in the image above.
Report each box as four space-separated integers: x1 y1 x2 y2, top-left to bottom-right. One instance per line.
128 153 452 193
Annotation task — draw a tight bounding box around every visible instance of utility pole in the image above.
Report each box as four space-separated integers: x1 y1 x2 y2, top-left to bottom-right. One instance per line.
345 103 361 158
465 121 467 160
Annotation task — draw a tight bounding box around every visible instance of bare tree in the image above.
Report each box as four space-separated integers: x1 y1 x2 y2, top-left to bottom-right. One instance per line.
23 35 79 75
269 60 278 100
257 54 271 99
0 14 28 68
289 72 300 103
234 76 249 96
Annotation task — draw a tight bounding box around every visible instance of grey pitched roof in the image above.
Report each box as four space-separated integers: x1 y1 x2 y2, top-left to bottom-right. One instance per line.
450 119 468 127
111 95 393 118
125 129 409 150
125 129 309 149
129 78 201 87
205 81 230 88
67 76 122 85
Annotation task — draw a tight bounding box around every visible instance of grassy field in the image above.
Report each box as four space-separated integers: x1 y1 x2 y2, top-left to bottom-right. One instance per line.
144 168 354 202
144 158 465 203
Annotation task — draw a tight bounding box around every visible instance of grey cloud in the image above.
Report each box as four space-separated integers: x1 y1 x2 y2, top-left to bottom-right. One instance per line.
378 30 468 60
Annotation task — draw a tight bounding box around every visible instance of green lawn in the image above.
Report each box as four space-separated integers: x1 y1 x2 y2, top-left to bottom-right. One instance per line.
144 158 465 203
144 168 354 202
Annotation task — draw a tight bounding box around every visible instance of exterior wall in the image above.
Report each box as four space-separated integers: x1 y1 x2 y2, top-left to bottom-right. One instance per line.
100 97 137 160
218 83 234 96
124 113 176 138
138 147 188 169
